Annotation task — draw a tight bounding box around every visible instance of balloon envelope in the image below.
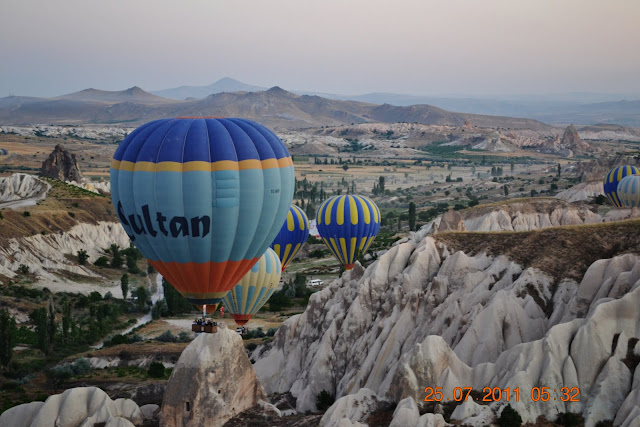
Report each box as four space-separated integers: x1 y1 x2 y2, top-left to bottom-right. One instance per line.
110 118 294 306
316 195 380 270
603 166 640 207
221 247 282 326
270 204 310 271
617 175 640 208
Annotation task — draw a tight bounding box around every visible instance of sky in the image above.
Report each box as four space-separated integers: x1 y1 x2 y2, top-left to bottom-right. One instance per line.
1 0 639 98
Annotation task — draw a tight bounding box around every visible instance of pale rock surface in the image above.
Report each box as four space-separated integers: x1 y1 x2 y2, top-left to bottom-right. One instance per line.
140 403 159 419
161 324 265 427
0 221 130 292
416 413 448 427
254 221 640 426
556 181 603 203
0 173 50 203
389 397 420 427
0 387 143 427
437 210 465 232
319 388 380 427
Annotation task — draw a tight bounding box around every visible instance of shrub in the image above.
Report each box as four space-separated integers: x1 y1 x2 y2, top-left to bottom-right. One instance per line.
22 211 30 217
316 390 335 411
498 404 522 427
266 328 277 337
246 343 258 351
94 256 109 268
555 412 584 427
71 358 91 375
177 331 192 343
147 362 165 378
156 330 176 342
89 291 102 303
77 249 89 265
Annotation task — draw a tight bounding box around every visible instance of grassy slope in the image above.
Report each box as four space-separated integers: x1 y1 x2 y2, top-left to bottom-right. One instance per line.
436 218 640 282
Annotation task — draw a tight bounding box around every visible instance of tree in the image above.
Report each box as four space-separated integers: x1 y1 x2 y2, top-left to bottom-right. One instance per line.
61 298 72 343
397 216 401 231
0 308 17 368
378 176 385 193
135 286 149 312
77 249 89 265
147 361 165 378
408 202 416 231
342 164 349 171
94 256 109 268
504 185 509 196
316 390 335 411
268 290 292 312
109 244 123 268
120 273 129 299
31 307 50 355
510 162 514 173
294 273 307 298
47 301 56 346
498 404 522 427
18 264 30 275
557 163 561 177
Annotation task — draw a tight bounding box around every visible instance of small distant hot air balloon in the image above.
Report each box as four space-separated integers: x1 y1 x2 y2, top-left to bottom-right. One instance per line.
110 118 294 316
221 247 281 326
617 175 640 208
603 166 640 207
270 204 310 271
316 195 380 270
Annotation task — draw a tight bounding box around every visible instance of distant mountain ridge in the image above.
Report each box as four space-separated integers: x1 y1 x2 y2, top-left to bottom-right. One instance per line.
0 85 551 130
152 77 267 100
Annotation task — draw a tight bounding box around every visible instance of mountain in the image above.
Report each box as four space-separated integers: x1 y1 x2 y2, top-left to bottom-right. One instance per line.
0 86 551 130
152 77 267 100
56 86 175 104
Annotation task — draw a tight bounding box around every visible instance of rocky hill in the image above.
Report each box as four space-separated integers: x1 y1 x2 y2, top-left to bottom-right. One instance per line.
0 86 551 130
253 219 640 426
0 174 50 208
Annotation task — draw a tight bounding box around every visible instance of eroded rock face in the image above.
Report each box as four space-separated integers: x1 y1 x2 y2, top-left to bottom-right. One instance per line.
561 124 589 153
253 225 640 425
0 173 50 203
0 387 145 427
161 324 265 427
437 209 465 232
40 144 87 183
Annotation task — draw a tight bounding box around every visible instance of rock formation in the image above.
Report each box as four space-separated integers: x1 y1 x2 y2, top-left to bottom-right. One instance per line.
561 124 589 153
40 144 87 183
253 222 640 425
556 181 604 203
0 173 50 204
436 209 465 232
161 324 267 427
0 387 153 427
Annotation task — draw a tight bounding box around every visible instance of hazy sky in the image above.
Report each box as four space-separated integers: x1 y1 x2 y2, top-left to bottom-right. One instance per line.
1 0 639 98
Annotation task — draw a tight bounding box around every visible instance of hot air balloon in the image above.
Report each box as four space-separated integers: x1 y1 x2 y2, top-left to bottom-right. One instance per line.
270 204 310 271
110 118 294 315
603 166 640 207
316 195 380 270
221 247 281 326
617 175 640 208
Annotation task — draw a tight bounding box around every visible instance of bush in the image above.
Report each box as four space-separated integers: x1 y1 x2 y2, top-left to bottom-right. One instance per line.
77 249 89 265
22 211 30 217
147 361 165 378
316 390 335 411
71 358 91 375
246 343 258 351
555 412 584 427
17 264 30 275
89 291 102 303
498 404 522 427
177 331 192 343
266 328 277 337
156 330 176 342
94 256 109 268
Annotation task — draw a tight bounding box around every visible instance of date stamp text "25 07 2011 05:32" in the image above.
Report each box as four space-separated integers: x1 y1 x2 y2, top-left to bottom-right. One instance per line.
424 387 580 403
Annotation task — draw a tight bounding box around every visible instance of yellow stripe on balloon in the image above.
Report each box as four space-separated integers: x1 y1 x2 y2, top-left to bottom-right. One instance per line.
282 244 292 266
110 157 293 173
349 237 357 263
325 197 338 225
359 236 368 251
287 211 294 231
349 196 358 225
339 238 349 264
329 238 344 264
337 197 346 225
354 196 371 224
273 244 281 259
294 206 305 230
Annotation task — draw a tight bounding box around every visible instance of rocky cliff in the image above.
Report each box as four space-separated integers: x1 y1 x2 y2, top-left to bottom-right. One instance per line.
0 386 158 427
253 223 640 426
40 144 87 183
561 124 590 153
162 325 270 427
0 173 50 206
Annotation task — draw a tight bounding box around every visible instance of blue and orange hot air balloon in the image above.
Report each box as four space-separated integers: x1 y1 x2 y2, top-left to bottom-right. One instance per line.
221 247 281 326
270 204 309 271
110 118 294 309
316 195 380 270
603 166 640 207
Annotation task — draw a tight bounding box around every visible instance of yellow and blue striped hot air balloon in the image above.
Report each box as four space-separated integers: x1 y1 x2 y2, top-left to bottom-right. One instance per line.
110 118 294 308
221 247 281 326
316 195 380 270
603 166 640 207
270 204 310 271
617 175 640 208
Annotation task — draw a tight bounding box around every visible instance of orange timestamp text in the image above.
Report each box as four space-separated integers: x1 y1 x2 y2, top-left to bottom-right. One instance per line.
424 387 580 402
